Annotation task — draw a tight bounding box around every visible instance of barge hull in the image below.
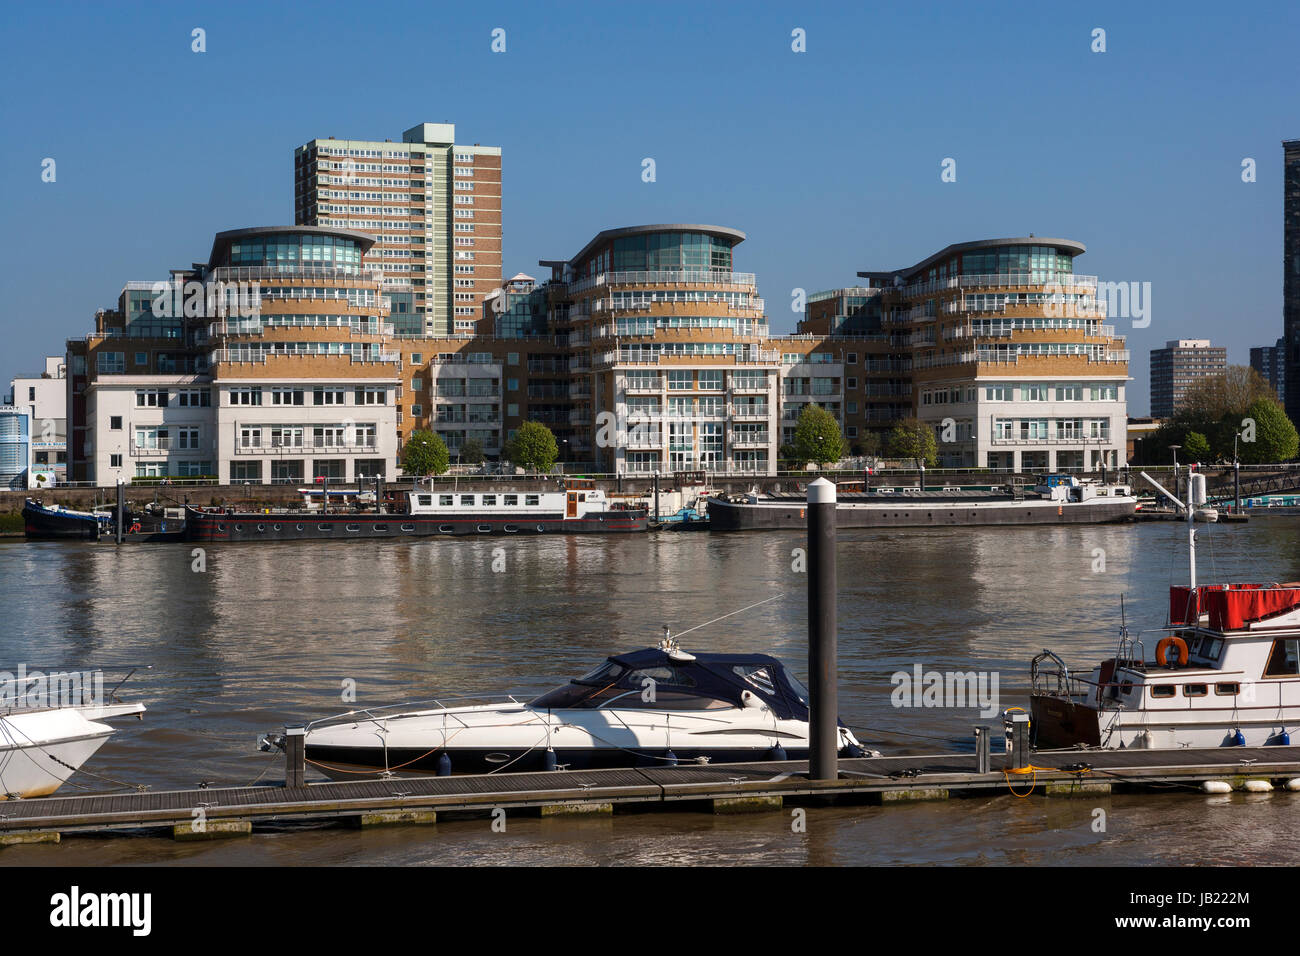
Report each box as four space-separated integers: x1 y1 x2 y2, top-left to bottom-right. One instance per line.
708 498 1136 531
184 507 648 542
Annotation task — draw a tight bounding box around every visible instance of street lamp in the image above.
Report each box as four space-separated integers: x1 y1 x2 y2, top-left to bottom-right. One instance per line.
1233 431 1243 514
1169 444 1181 504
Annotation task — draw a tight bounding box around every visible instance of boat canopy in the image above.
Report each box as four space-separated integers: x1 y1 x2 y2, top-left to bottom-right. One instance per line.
529 647 810 720
1170 583 1300 631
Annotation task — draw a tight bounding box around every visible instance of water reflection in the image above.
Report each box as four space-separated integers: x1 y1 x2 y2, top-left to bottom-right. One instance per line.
4 517 1300 863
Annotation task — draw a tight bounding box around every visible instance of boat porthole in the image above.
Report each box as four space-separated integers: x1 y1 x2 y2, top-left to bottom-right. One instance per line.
484 753 511 764
374 524 388 532
256 524 265 533
537 524 545 532
477 524 491 533
440 525 454 534
296 523 304 532
318 524 331 532
346 524 359 532
234 523 243 531
401 523 415 532
273 524 282 531
217 523 226 532
504 525 518 533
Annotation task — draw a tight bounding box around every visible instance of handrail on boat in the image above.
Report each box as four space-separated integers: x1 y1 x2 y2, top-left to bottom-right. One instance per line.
304 694 524 732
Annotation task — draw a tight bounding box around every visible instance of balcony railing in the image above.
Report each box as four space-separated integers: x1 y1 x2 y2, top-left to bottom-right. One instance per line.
207 264 385 283
728 431 770 447
900 273 1098 298
209 348 400 366
130 438 210 455
565 270 757 295
233 439 379 455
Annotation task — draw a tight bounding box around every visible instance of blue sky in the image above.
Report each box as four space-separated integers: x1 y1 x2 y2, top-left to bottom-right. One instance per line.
1 0 1296 413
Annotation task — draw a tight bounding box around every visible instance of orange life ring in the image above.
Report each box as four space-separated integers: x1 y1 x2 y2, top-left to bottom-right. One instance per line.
1156 636 1189 668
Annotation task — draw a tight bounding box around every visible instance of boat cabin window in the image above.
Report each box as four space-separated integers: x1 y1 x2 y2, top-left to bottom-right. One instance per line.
1199 638 1223 662
733 664 778 695
525 495 539 506
625 666 696 688
1150 685 1176 698
440 495 454 507
1215 682 1240 696
504 494 518 506
1265 639 1300 676
482 495 496 506
579 493 587 502
1183 684 1207 697
460 495 475 506
417 495 432 507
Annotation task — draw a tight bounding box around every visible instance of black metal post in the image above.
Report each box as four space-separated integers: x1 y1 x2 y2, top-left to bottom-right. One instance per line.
807 477 838 781
115 480 124 545
652 472 659 524
284 726 305 788
1234 459 1240 515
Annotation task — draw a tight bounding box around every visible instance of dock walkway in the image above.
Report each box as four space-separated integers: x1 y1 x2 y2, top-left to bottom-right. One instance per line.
4 746 1300 842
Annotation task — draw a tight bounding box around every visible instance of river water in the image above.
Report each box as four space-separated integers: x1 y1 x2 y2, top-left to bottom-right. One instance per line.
3 516 1299 866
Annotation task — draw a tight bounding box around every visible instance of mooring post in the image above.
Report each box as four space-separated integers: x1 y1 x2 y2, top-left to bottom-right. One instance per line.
653 472 660 524
1234 458 1240 515
115 478 124 545
807 477 838 781
975 726 990 774
1005 712 1030 769
284 726 306 788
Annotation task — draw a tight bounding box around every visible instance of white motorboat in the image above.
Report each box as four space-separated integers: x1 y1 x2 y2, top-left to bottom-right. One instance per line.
1031 473 1300 749
0 669 146 798
299 633 873 777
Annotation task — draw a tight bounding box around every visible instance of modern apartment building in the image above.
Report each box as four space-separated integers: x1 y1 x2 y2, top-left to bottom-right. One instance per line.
1251 337 1286 403
1149 339 1227 419
805 238 1130 470
537 225 781 475
67 227 400 485
295 123 502 337
6 356 67 484
1284 139 1300 423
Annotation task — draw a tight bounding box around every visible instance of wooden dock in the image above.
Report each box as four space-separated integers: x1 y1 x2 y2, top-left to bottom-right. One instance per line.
4 746 1300 843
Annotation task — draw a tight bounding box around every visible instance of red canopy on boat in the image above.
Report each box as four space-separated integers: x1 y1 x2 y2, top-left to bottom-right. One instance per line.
1170 584 1300 630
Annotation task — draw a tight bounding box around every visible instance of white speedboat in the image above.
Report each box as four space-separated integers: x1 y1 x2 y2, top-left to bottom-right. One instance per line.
0 670 146 798
301 634 873 777
1031 473 1300 749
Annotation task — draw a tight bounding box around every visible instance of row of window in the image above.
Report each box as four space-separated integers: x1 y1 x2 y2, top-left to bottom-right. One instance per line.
228 386 389 407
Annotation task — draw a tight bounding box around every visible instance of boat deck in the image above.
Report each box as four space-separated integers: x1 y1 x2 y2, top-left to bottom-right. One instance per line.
5 746 1299 839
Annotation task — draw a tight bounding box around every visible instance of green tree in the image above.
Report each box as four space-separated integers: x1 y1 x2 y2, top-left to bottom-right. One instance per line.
402 429 449 477
1238 398 1300 464
505 421 559 472
459 437 485 465
792 404 847 465
1182 431 1211 462
885 417 938 467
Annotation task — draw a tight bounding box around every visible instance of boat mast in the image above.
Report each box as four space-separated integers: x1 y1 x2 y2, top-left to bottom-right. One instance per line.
1187 471 1196 590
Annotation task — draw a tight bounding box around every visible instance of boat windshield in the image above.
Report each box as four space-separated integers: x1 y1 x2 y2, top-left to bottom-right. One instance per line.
529 661 731 711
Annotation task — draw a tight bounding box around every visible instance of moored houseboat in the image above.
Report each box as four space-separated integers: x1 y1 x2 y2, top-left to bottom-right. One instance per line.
708 474 1136 531
1031 473 1300 749
184 478 648 542
22 499 112 540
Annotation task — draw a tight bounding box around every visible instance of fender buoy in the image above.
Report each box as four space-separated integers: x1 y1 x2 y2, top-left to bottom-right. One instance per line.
1155 635 1189 668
